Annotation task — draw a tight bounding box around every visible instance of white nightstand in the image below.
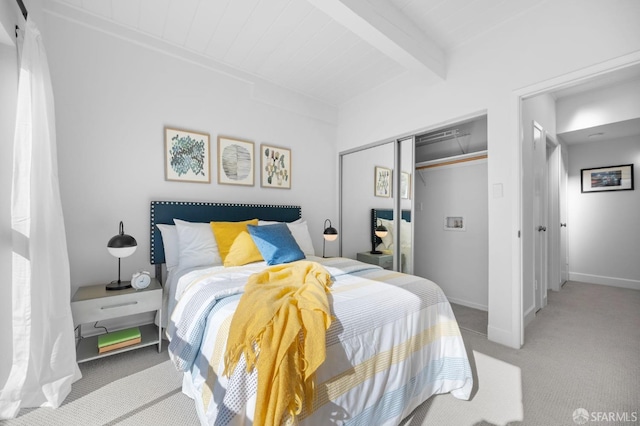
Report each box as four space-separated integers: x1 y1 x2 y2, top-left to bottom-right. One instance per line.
71 278 162 363
357 251 393 270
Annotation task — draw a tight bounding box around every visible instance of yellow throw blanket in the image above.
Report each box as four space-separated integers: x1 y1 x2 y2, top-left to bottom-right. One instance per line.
223 261 333 426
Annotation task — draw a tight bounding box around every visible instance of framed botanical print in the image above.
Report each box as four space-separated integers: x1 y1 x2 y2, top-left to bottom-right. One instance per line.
165 127 210 183
375 166 392 197
261 144 291 189
217 136 255 186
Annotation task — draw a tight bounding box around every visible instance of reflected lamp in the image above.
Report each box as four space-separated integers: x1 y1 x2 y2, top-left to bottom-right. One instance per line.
371 220 388 254
106 221 137 291
322 219 338 258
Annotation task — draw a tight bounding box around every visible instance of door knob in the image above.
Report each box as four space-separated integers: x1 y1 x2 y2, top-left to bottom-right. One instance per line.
560 223 567 227
537 226 547 232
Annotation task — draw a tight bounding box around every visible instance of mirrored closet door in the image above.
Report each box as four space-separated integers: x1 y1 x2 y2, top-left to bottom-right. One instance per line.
339 137 414 273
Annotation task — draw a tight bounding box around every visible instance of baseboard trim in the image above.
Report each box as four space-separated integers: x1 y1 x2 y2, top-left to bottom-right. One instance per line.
523 305 536 328
487 325 520 349
569 273 640 291
446 296 488 311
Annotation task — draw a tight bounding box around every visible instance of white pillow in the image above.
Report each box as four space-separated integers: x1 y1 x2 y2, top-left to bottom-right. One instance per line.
400 219 412 248
257 219 313 255
287 221 315 256
156 224 179 271
174 219 222 270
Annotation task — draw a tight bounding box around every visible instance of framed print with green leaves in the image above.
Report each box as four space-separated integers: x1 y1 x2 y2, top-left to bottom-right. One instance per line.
165 127 210 183
261 144 291 189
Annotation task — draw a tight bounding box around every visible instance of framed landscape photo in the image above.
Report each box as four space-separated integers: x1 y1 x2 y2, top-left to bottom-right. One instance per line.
581 164 634 193
165 127 210 183
217 136 255 186
374 166 392 197
261 144 291 189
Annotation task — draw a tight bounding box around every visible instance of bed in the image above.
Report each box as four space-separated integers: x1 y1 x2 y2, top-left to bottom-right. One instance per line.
150 201 472 425
372 209 412 274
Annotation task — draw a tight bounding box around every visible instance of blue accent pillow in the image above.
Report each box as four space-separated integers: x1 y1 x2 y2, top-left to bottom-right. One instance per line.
247 223 305 265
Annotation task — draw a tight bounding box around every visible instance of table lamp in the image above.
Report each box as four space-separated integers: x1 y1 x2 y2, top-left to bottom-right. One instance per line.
106 221 137 290
323 219 338 258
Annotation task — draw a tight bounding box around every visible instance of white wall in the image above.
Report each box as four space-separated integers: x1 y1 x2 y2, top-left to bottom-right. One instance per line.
567 138 640 289
336 0 640 347
414 160 488 310
42 12 339 299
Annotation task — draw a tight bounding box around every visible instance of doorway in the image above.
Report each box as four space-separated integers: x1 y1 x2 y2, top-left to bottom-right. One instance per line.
517 55 640 344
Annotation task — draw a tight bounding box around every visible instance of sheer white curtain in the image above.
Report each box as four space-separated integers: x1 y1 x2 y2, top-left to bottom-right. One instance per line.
0 18 80 419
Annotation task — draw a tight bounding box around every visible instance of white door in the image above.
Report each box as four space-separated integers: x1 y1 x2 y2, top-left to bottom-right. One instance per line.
559 143 569 285
546 136 561 292
533 122 548 311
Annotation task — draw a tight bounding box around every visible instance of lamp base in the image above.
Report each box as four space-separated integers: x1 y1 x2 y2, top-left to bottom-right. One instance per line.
370 250 383 255
106 281 132 291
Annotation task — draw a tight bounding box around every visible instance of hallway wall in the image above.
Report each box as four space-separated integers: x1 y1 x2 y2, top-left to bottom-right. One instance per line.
567 138 640 289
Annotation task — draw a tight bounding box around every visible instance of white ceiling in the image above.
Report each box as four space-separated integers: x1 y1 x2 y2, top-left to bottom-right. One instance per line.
52 0 548 106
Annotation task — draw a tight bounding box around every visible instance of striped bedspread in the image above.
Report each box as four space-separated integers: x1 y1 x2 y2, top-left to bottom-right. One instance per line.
168 256 473 426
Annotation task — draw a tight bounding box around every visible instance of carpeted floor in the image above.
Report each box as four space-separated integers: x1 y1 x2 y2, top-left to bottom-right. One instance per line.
450 302 488 336
5 281 639 425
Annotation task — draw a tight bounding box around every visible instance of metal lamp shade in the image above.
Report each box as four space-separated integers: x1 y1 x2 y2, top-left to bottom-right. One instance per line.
323 222 338 241
375 225 388 238
322 219 338 257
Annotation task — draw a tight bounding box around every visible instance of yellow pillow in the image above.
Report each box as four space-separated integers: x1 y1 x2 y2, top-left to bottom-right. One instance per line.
210 219 263 266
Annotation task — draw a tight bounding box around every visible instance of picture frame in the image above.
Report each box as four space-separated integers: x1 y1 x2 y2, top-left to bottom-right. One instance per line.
401 172 411 199
580 164 634 193
260 144 291 189
217 136 255 186
444 216 465 231
165 127 210 183
374 166 392 197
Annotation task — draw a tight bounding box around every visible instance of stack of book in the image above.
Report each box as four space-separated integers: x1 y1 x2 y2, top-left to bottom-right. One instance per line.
98 327 141 354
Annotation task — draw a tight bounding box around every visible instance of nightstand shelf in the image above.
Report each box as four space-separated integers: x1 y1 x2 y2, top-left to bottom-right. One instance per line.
75 323 160 363
71 279 162 363
357 251 393 270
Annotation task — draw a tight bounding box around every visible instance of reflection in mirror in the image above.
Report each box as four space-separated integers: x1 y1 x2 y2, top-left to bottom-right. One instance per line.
340 137 414 274
398 137 413 274
340 142 394 261
371 208 412 273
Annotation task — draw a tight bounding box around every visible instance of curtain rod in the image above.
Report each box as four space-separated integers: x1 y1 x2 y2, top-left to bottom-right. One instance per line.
16 0 28 20
15 0 27 37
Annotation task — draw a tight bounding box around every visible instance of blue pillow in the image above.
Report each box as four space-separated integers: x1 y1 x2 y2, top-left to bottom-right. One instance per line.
247 223 305 265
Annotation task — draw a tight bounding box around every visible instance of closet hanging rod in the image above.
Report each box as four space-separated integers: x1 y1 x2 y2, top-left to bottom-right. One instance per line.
415 150 488 171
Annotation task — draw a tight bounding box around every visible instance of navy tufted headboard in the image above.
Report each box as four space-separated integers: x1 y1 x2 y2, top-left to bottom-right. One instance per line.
150 201 301 265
